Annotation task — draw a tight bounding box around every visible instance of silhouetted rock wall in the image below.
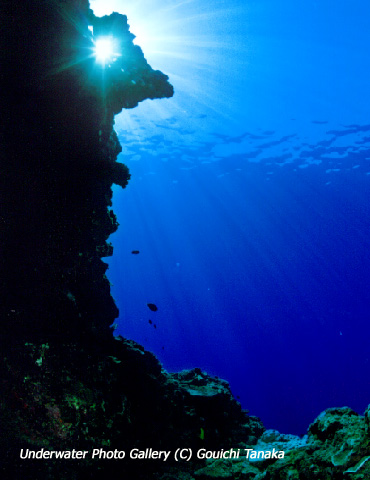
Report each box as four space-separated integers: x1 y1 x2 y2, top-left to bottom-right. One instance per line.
0 0 173 342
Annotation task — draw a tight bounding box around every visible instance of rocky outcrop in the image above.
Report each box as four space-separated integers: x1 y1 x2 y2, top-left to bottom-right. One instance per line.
1 338 262 478
190 408 370 480
1 1 369 479
0 0 172 343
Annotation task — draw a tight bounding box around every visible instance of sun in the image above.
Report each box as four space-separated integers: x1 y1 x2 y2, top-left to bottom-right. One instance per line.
94 37 114 64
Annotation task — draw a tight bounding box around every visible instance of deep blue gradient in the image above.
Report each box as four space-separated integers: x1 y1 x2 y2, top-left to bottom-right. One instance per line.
91 0 370 434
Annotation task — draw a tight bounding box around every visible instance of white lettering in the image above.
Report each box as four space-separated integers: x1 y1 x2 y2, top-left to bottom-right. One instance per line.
91 449 125 459
244 448 285 461
197 449 240 460
20 449 89 459
129 449 170 461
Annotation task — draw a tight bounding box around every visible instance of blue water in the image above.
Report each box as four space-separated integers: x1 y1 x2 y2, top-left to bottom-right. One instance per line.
91 0 370 434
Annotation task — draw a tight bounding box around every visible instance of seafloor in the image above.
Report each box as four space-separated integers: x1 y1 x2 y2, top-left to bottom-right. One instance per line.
1 1 369 478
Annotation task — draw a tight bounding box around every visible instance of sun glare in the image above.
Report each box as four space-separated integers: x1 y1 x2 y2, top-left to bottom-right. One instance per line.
89 0 237 120
94 37 114 64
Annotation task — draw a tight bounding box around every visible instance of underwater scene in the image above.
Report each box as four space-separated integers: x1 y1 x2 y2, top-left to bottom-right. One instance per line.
93 0 370 435
2 0 370 478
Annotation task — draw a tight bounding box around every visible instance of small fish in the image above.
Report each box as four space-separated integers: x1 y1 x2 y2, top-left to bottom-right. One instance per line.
147 303 158 312
131 250 140 254
148 320 152 325
154 324 157 329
